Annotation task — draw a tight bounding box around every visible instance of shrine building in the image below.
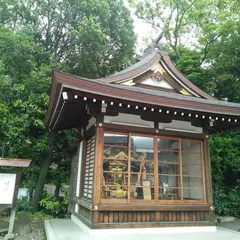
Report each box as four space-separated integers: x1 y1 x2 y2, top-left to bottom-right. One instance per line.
46 49 240 233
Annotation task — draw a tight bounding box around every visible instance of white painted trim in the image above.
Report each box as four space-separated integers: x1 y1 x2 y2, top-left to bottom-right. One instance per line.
86 117 96 131
104 113 154 128
71 214 90 235
159 120 203 133
75 141 83 213
71 215 217 236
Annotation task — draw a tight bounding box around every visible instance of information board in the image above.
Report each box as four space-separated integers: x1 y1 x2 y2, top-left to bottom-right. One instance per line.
0 173 16 205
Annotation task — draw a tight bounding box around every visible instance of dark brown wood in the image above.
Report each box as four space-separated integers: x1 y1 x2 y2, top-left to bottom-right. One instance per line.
113 212 119 222
73 197 93 211
93 125 103 204
133 212 137 222
156 212 160 222
103 212 109 223
119 212 124 222
137 212 141 222
109 212 113 223
48 69 240 132
98 204 211 212
151 212 155 222
128 212 133 222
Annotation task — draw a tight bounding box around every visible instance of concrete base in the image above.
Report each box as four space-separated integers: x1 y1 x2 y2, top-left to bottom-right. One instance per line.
71 214 217 236
44 218 240 240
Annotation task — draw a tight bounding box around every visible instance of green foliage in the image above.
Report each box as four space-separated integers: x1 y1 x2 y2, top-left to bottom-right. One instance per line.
0 0 136 212
210 130 240 217
40 191 68 217
17 196 30 212
176 48 215 94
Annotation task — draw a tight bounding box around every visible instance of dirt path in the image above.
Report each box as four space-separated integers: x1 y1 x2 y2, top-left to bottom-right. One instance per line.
0 220 45 240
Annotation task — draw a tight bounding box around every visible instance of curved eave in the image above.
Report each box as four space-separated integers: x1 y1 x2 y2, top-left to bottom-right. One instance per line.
97 50 215 101
46 70 240 131
98 51 161 83
160 54 215 101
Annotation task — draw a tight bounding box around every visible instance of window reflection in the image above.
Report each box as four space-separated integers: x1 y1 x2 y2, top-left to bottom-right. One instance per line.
101 133 204 202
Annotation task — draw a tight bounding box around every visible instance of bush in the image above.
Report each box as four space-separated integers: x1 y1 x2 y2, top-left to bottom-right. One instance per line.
17 196 30 212
39 192 68 217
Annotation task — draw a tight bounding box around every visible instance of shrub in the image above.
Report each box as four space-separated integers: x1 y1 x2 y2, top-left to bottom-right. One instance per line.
39 192 68 217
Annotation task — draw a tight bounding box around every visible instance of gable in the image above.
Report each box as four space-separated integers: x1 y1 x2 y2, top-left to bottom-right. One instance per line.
120 63 193 97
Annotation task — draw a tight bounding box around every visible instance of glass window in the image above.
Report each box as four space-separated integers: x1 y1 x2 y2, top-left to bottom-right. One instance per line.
102 133 128 199
101 132 205 203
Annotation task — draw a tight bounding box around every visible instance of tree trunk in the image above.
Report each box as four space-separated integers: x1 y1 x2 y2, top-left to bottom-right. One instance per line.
31 131 56 212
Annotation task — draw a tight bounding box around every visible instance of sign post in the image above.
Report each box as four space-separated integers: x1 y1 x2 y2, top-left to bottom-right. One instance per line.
0 158 31 240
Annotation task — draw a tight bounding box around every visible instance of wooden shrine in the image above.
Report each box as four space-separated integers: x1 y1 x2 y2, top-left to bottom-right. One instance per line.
46 49 240 230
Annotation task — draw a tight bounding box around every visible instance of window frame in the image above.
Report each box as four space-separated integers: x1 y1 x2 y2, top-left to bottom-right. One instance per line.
101 130 206 204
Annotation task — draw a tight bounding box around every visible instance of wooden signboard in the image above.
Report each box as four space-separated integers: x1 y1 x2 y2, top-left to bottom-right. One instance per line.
0 173 17 205
0 158 31 240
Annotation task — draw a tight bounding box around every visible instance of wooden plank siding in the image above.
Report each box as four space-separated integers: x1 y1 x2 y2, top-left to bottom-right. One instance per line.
98 211 210 224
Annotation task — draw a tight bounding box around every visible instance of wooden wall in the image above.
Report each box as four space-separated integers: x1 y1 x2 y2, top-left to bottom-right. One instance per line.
98 211 211 224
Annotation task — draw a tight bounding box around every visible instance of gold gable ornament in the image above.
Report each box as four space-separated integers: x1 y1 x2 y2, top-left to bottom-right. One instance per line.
180 88 192 96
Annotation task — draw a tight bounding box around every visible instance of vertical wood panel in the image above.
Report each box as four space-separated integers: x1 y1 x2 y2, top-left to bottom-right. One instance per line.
151 212 155 222
113 212 119 222
146 212 151 222
193 212 197 221
127 133 131 203
99 212 104 223
93 125 102 206
196 212 201 221
108 212 113 223
176 211 181 221
172 211 176 221
179 138 183 202
164 212 169 222
154 136 158 201
133 212 137 222
188 211 193 221
98 210 210 224
128 212 133 222
200 142 207 204
137 212 142 222
155 211 160 222
123 212 128 222
141 212 146 222
119 212 124 222
181 211 185 221
103 212 109 223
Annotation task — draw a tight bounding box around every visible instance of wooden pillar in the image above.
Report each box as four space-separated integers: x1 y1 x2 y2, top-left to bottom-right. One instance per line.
203 134 214 223
92 115 104 224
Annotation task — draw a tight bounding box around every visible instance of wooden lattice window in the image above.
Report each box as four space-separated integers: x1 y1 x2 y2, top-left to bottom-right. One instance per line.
83 136 95 199
101 131 205 204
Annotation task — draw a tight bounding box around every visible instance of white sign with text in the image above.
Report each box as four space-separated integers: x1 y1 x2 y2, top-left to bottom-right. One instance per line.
0 173 16 204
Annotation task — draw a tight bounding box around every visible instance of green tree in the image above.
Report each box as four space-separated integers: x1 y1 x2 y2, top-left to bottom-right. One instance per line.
210 130 240 217
0 0 136 212
0 0 135 78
